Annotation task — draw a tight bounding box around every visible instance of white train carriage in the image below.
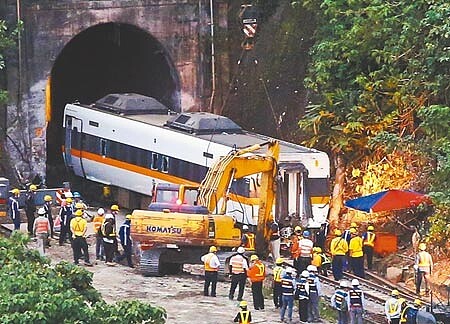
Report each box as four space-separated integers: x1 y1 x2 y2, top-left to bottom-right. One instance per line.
62 93 330 226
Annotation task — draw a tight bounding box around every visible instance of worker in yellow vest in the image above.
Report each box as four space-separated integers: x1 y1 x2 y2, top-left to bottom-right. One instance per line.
70 209 93 266
385 289 402 324
241 225 255 251
362 225 376 270
273 257 285 308
233 301 252 324
201 245 221 297
330 229 349 280
349 228 365 278
92 208 105 261
414 243 433 295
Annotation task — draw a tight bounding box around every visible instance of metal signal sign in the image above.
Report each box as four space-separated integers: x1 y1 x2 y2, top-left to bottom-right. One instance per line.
243 24 257 38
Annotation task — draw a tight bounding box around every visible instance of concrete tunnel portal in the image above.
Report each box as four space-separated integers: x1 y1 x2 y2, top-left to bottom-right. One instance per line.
46 22 181 187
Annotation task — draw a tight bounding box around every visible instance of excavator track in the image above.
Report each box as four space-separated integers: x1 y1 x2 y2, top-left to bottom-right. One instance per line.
139 249 163 276
216 251 237 278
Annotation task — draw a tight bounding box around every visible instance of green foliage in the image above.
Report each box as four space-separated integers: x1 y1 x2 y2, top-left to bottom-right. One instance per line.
0 232 167 323
0 19 21 105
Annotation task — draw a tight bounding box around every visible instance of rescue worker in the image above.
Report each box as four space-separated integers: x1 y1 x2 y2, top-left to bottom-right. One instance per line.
400 299 421 324
43 194 54 238
272 257 284 308
290 225 302 272
349 228 365 278
33 207 51 255
110 204 120 222
268 221 281 261
331 280 350 324
73 192 87 210
343 222 358 243
415 243 433 295
101 214 117 265
25 184 37 235
58 197 73 245
110 204 121 258
311 247 322 273
93 208 105 260
247 254 266 310
241 225 256 251
316 221 329 250
229 246 249 301
349 279 365 324
306 265 321 322
116 214 134 268
280 267 296 323
233 300 252 324
201 245 220 297
313 246 331 276
385 289 402 324
295 270 310 322
362 225 376 270
70 209 92 266
330 229 348 280
8 188 21 231
296 230 314 274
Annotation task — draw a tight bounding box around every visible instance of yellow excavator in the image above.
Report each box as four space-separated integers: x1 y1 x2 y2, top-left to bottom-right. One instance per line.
130 140 279 276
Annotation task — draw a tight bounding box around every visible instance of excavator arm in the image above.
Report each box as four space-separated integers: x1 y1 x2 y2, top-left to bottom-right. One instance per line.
197 140 279 255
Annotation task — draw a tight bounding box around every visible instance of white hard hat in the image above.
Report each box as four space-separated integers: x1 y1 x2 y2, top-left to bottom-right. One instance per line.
242 225 249 230
285 267 294 274
105 213 114 220
97 208 105 215
237 246 245 254
37 207 45 215
351 279 360 286
307 265 317 272
340 280 348 288
301 270 309 278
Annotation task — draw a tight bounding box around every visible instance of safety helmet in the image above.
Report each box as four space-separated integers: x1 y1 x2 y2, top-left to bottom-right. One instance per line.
66 197 73 204
75 202 84 210
294 225 302 233
44 195 52 202
391 289 399 297
29 184 37 191
303 230 310 237
97 208 105 215
209 246 217 253
105 213 114 220
339 280 348 288
313 247 322 253
351 279 360 286
350 222 357 228
414 299 422 306
73 191 81 198
237 246 245 254
250 254 259 262
275 257 284 265
285 267 294 274
37 207 46 215
242 224 249 231
74 209 83 217
334 229 342 236
307 265 317 272
349 228 357 234
367 225 374 231
126 214 132 220
239 301 248 308
111 204 120 211
419 243 427 251
301 270 309 278
398 298 406 306
11 188 20 195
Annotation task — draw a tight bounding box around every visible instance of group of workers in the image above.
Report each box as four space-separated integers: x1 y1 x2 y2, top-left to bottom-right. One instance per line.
7 185 134 268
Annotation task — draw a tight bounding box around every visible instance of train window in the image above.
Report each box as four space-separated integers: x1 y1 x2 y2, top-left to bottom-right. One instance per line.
151 153 158 170
100 139 107 156
161 156 169 173
108 141 119 160
89 121 99 127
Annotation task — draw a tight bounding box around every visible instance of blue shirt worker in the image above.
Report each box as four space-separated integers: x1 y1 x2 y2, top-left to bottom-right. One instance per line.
349 279 365 324
8 188 21 231
400 299 421 324
280 267 296 323
295 270 310 322
201 245 221 297
331 280 350 324
385 289 402 324
307 265 321 322
116 214 134 268
25 184 37 235
43 195 54 238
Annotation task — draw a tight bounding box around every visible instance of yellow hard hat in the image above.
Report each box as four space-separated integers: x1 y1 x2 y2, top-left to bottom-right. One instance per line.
414 299 422 306
209 246 217 253
294 225 302 233
74 209 83 217
111 204 120 211
367 225 374 231
350 222 357 228
66 197 73 203
239 301 248 308
313 247 322 253
29 184 37 191
349 228 357 234
44 195 52 202
398 298 406 306
126 214 132 220
275 257 284 265
391 289 399 296
12 188 20 195
419 243 427 251
250 254 259 261
334 229 342 236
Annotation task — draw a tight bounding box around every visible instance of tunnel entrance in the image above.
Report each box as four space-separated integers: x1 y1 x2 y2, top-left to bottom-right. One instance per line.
47 22 180 187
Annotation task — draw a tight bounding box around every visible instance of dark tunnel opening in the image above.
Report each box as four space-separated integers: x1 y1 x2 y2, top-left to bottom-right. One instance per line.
47 22 180 187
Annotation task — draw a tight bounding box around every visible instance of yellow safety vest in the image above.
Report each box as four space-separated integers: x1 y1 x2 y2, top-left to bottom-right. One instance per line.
244 233 255 250
71 216 86 236
273 266 283 283
349 237 364 258
331 237 348 256
239 310 251 324
204 253 218 272
363 232 376 247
